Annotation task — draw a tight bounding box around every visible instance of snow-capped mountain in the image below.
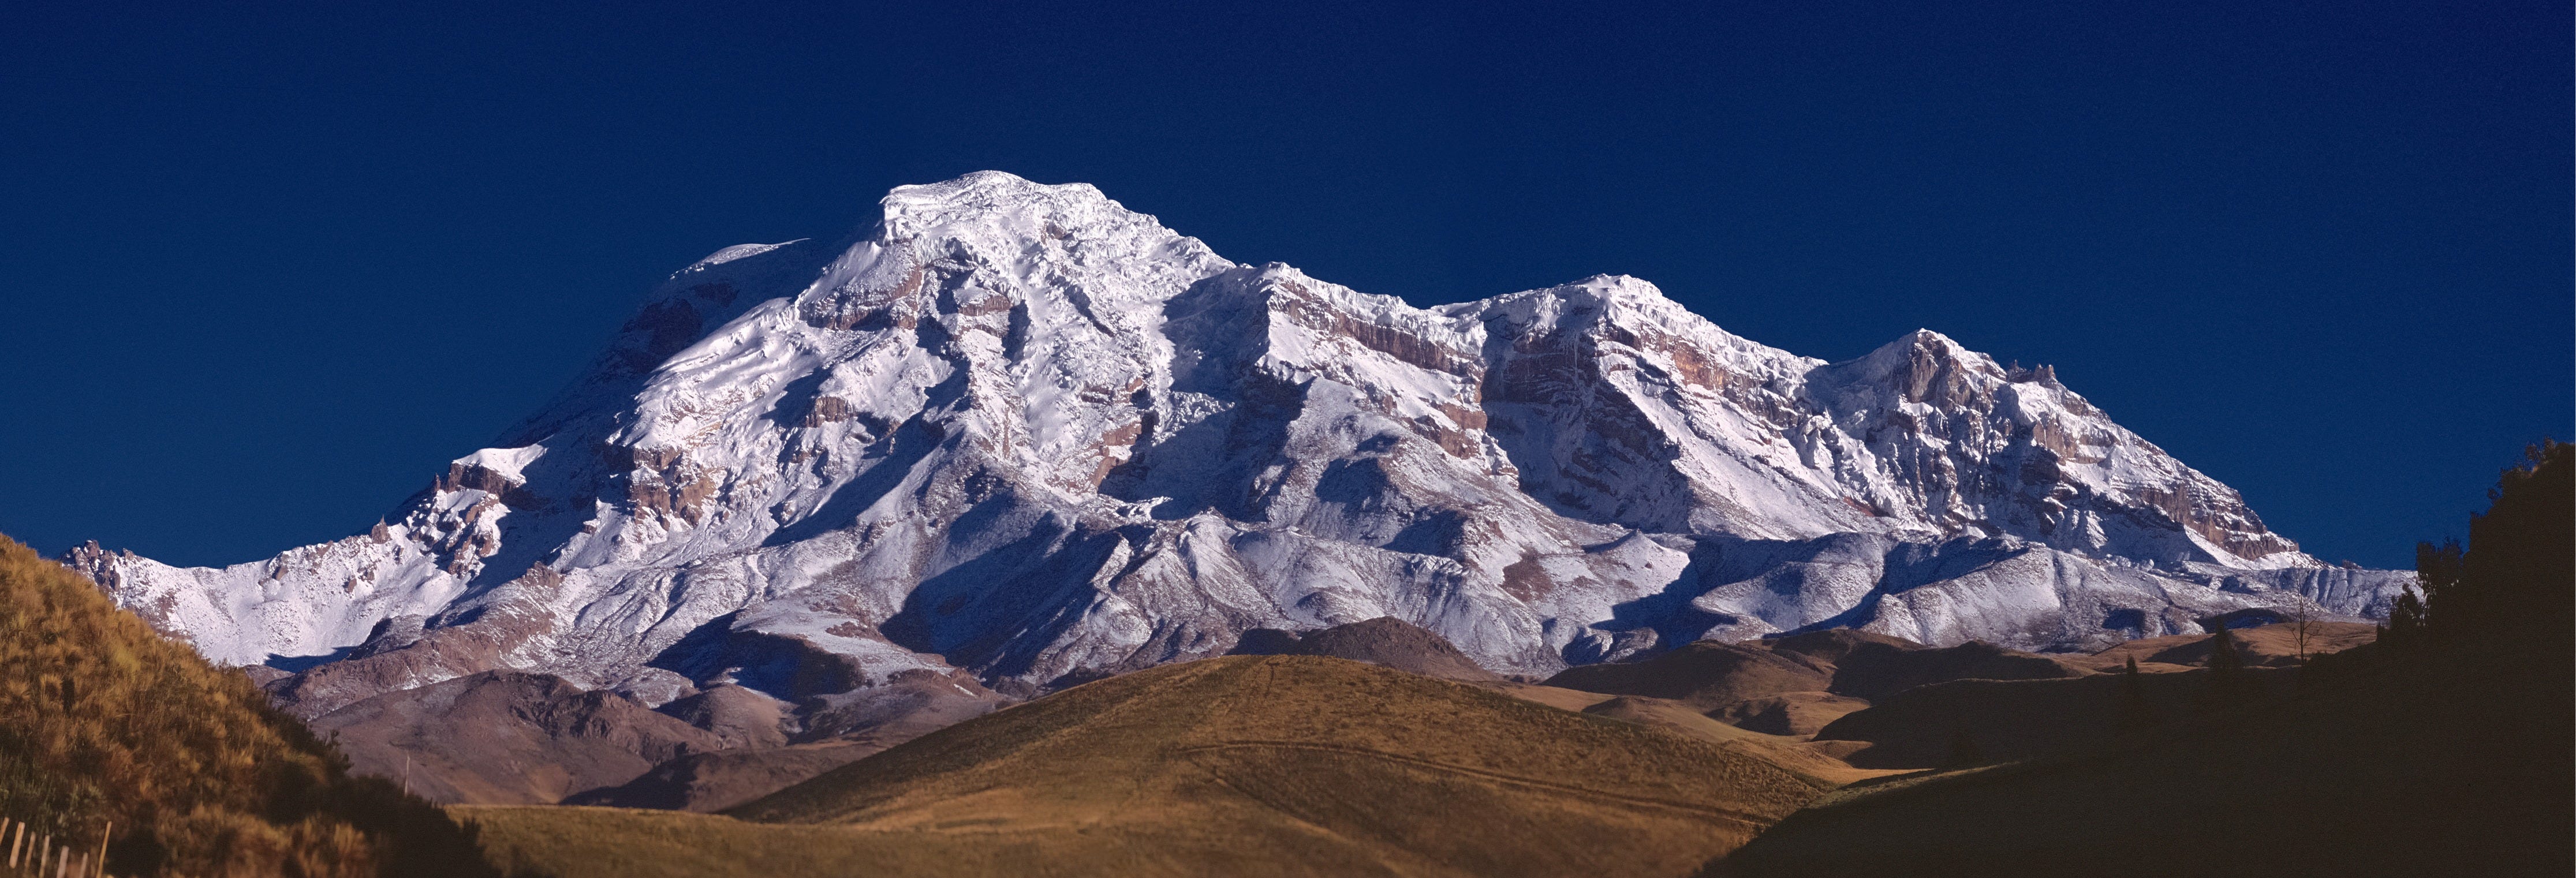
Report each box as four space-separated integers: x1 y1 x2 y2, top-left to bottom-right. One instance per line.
68 171 2410 715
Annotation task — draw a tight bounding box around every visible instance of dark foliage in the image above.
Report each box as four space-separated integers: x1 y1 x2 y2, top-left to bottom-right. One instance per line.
2116 657 2156 729
1940 730 1984 769
2196 627 2256 710
2425 440 2573 656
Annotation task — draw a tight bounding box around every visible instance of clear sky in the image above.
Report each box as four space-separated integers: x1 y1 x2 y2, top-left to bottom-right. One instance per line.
1 1 2566 570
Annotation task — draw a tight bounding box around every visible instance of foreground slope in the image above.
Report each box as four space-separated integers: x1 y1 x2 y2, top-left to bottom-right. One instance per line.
468 655 1838 877
0 536 491 878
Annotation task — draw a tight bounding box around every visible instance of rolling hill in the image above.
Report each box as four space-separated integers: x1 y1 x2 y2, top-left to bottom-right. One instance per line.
466 654 1844 877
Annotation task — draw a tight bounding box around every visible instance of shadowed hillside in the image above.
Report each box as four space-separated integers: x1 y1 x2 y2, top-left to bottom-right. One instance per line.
1713 442 2574 877
465 655 1845 877
0 535 494 877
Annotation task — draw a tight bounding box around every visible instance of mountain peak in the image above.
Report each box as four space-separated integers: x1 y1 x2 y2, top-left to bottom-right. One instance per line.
1869 328 1979 364
875 171 1132 245
73 175 2408 720
885 169 1094 210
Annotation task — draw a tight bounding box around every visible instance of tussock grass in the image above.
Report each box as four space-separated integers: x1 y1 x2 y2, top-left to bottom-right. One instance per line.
0 535 493 877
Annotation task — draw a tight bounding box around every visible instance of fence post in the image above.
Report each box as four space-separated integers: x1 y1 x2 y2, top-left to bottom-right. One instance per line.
92 821 107 878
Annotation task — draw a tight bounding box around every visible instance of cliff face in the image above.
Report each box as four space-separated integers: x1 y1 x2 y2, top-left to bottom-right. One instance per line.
66 171 2409 714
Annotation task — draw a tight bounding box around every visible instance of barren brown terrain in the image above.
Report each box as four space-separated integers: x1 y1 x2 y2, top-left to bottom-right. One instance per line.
438 614 2424 876
1229 616 1508 682
314 670 726 804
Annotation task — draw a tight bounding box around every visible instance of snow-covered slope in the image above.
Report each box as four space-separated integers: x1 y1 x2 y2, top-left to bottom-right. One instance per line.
66 171 2411 715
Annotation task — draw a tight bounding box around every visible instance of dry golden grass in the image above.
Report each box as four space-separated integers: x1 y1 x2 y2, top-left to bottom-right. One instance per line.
456 805 995 878
462 655 1850 877
1567 696 1901 787
0 535 490 877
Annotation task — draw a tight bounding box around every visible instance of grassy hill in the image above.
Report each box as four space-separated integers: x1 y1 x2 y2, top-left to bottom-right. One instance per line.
0 535 492 877
464 655 1846 877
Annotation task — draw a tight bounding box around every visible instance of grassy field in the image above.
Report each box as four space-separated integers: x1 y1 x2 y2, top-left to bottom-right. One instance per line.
457 806 1047 878
461 655 1847 877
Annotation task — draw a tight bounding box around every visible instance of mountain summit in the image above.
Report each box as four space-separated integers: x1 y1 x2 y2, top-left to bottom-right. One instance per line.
69 171 2407 714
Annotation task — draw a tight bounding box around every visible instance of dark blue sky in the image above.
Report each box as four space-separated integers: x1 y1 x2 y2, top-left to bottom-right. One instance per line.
2 1 2566 570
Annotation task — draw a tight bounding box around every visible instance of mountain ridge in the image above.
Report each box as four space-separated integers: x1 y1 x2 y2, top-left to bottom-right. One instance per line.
67 171 2410 720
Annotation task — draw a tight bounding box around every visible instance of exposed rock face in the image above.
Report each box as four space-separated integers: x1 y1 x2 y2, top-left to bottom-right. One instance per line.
66 171 2413 723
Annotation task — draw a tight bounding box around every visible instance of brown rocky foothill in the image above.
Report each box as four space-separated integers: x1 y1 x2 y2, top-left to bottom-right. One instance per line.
300 664 1008 810
300 613 2387 821
1716 691 1874 737
1227 615 1506 681
657 684 795 750
310 670 727 805
1543 640 1833 711
467 619 2420 878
